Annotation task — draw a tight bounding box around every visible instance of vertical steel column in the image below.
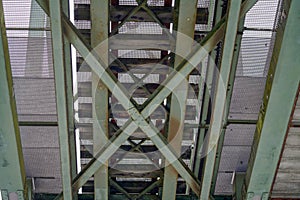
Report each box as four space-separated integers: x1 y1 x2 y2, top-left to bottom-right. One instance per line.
162 0 198 199
49 0 73 199
200 0 242 198
244 0 300 199
0 0 26 197
90 0 109 199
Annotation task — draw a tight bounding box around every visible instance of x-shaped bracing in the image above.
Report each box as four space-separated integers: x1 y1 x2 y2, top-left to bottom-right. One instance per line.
36 0 254 198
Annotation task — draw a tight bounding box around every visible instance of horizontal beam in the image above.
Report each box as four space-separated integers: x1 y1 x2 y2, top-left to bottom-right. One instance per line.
109 34 174 50
74 5 208 24
34 194 200 200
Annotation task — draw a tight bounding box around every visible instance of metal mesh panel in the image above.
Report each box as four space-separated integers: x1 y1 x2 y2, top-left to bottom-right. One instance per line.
119 0 164 6
20 126 59 148
229 77 266 120
74 0 90 4
195 0 215 31
236 35 273 77
223 124 256 146
118 50 161 58
3 0 49 28
245 0 280 29
119 22 163 34
23 148 61 178
34 178 62 194
75 20 91 29
214 0 281 195
214 173 233 195
13 78 57 120
218 146 252 172
197 0 210 8
7 35 54 78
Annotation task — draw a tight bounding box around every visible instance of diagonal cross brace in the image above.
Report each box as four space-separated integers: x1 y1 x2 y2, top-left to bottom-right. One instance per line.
36 0 255 198
36 0 213 196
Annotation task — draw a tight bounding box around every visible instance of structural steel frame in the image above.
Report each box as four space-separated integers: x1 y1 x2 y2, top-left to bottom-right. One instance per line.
90 0 109 199
162 0 198 199
200 0 243 198
49 0 74 199
2 0 296 199
0 0 27 199
243 0 300 199
33 0 261 199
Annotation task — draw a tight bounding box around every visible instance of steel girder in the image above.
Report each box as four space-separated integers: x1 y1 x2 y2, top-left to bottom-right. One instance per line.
193 0 224 180
61 0 78 194
200 0 243 198
162 0 198 199
210 17 246 198
244 0 300 199
49 0 74 199
90 0 109 199
36 0 224 198
0 0 26 198
36 0 263 199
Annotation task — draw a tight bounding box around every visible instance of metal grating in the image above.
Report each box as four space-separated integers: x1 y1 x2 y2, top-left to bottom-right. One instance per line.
214 0 281 195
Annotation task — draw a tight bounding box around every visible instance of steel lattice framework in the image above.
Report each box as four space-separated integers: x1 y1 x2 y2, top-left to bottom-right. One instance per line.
0 0 300 199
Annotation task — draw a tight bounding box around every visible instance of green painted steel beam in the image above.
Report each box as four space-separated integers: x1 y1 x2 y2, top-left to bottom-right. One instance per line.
200 0 243 198
34 193 203 200
210 17 246 195
233 172 245 200
109 178 132 199
26 179 33 200
90 0 110 199
244 0 300 199
135 179 162 199
193 0 224 179
162 0 198 199
0 0 26 195
35 1 220 197
35 1 256 198
49 0 73 199
61 0 78 198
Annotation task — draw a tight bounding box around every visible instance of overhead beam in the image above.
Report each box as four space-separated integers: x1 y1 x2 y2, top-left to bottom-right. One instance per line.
244 0 300 199
74 5 208 24
35 193 201 200
49 0 73 199
162 0 198 199
0 0 26 196
200 0 243 198
90 0 109 199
